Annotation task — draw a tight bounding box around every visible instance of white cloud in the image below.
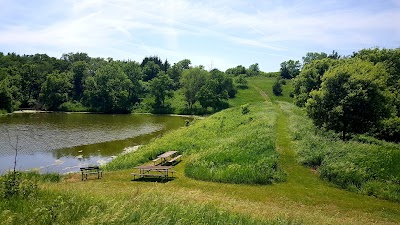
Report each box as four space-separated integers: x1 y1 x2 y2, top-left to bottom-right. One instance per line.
0 0 399 71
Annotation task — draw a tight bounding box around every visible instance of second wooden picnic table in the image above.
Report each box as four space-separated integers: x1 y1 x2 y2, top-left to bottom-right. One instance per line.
132 165 175 179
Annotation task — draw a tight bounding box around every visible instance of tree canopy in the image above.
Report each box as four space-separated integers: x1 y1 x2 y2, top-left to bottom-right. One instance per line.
306 59 393 139
292 58 339 107
0 52 244 115
280 60 301 79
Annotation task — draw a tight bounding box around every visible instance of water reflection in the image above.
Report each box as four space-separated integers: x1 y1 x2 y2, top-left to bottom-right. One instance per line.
0 113 188 174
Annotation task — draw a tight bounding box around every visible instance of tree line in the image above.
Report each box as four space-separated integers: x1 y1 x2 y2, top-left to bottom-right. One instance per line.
0 52 255 114
280 48 400 142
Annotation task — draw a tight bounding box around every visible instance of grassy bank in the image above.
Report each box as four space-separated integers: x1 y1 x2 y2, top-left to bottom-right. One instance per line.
280 101 400 202
1 187 283 225
107 102 286 184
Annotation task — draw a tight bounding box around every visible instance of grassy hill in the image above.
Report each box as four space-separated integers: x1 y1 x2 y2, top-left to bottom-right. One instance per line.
1 76 400 225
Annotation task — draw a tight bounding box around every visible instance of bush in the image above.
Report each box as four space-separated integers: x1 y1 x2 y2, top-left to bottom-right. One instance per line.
241 104 250 115
272 79 283 96
0 172 38 199
59 101 89 112
377 117 400 143
234 75 248 89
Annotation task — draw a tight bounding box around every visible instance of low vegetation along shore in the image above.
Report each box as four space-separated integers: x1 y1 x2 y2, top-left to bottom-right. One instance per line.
1 76 400 224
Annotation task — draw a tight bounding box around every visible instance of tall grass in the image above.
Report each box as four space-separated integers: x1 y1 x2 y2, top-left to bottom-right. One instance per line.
0 171 61 200
107 102 286 184
279 101 400 202
0 189 297 225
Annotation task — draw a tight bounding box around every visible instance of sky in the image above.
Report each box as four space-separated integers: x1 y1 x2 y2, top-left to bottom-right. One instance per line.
0 0 399 72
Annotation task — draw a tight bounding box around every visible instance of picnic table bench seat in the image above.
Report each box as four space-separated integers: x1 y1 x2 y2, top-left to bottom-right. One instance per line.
131 173 168 179
152 157 161 165
80 166 103 181
168 155 182 164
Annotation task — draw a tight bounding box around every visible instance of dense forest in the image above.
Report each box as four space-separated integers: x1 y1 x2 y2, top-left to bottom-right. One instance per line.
0 53 255 114
278 48 400 142
1 48 399 142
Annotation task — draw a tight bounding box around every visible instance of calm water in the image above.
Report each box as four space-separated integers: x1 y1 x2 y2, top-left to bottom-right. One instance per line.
0 113 188 174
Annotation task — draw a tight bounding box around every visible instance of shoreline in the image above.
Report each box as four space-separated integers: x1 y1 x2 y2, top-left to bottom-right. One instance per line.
11 109 204 119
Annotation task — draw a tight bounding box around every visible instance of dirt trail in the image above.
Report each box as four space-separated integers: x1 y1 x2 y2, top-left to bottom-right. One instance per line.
252 84 271 102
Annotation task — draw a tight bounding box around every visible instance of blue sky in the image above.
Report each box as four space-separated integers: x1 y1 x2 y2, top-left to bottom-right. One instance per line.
0 0 399 71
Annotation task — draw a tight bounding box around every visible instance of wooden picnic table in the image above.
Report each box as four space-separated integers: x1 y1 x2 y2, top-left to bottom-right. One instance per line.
132 165 175 180
80 166 103 181
153 151 177 165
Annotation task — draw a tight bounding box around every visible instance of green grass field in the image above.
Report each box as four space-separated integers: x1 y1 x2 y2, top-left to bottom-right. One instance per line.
1 76 400 224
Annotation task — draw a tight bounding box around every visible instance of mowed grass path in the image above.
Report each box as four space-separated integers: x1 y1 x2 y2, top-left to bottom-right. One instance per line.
45 77 400 224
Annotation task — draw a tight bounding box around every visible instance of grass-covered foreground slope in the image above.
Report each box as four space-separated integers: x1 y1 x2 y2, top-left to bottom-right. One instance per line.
107 102 286 184
280 101 400 202
1 187 276 225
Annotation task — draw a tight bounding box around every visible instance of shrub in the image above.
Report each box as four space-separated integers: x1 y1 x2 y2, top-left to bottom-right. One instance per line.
234 75 248 89
272 79 283 96
241 104 250 115
0 172 38 199
59 101 89 112
377 117 400 143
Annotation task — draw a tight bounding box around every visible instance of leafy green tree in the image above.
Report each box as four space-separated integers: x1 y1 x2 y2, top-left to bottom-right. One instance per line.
210 69 236 98
167 59 191 89
328 50 340 59
149 72 174 107
197 70 233 111
280 60 301 79
141 55 171 72
142 61 161 81
225 65 246 76
377 117 400 142
246 63 260 76
83 63 133 113
40 71 73 110
272 77 283 96
0 68 21 112
353 48 400 116
306 59 393 139
180 67 208 109
61 52 90 63
176 59 191 69
20 64 46 107
123 61 143 104
163 59 171 72
70 61 89 100
292 58 339 107
302 52 328 66
0 70 13 112
234 74 248 89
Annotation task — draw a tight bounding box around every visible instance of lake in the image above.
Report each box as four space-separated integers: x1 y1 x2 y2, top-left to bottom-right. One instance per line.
0 113 189 174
